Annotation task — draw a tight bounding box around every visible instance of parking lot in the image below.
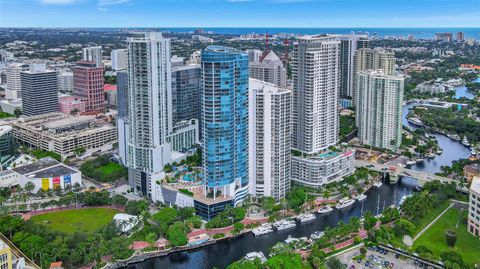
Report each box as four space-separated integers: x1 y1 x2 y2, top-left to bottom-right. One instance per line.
337 245 437 269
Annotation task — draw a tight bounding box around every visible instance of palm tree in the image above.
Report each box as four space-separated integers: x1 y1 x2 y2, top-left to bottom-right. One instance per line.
322 189 331 201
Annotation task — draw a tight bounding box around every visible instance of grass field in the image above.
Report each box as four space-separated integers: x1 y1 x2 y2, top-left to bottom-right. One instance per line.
412 201 450 236
30 208 119 234
414 207 480 266
0 111 14 119
97 162 125 176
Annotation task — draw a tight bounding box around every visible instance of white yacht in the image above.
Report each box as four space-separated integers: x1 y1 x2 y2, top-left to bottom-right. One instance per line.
472 149 477 156
416 158 424 163
252 223 273 237
296 213 316 223
427 153 435 158
437 149 443 155
373 181 383 188
317 205 334 215
245 251 267 263
335 198 355 210
310 231 325 240
273 219 296 231
462 136 470 147
356 193 367 202
406 160 416 166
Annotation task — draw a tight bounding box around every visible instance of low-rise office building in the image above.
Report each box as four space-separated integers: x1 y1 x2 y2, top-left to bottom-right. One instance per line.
12 113 117 160
468 177 480 238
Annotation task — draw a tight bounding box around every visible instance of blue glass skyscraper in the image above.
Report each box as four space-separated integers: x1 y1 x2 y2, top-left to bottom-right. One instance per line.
201 46 249 206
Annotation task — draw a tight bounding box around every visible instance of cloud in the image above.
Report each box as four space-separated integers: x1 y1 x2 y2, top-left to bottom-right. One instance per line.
39 0 80 4
98 0 130 6
98 7 108 11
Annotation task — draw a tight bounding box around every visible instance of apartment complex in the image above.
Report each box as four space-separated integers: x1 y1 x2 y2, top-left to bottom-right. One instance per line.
435 32 453 42
292 34 340 154
249 51 287 88
12 113 116 160
57 71 74 94
468 177 480 238
72 61 105 113
338 34 369 98
356 70 404 151
20 64 59 116
5 63 28 100
291 150 355 188
124 32 173 196
201 45 249 207
82 46 102 67
111 49 127 70
248 79 292 200
171 64 201 124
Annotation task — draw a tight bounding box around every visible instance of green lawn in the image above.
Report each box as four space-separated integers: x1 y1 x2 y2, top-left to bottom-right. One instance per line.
412 201 450 236
97 162 125 175
30 208 119 234
0 111 14 119
414 207 480 266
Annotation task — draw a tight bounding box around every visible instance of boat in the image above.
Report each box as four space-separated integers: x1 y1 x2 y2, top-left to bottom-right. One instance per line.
450 134 461 141
437 149 443 155
356 193 367 202
252 223 273 237
273 219 296 231
317 205 334 215
416 158 424 163
245 251 267 263
406 160 416 166
284 235 299 244
462 136 470 147
408 118 424 127
296 213 316 223
472 149 477 156
335 198 355 210
427 153 435 158
310 231 325 240
373 181 383 188
399 194 412 207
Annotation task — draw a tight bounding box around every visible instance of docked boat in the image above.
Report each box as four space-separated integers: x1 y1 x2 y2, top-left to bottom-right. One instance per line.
273 219 296 231
356 193 367 202
335 198 355 210
408 118 424 127
310 231 325 240
245 251 267 263
472 149 477 156
252 223 273 237
317 205 334 215
416 158 424 163
373 181 383 188
406 160 416 166
450 134 461 141
462 136 470 147
296 213 316 223
427 153 435 158
437 149 443 155
399 194 412 207
284 235 299 244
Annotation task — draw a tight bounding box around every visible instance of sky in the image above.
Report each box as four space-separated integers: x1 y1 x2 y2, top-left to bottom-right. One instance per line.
0 0 479 28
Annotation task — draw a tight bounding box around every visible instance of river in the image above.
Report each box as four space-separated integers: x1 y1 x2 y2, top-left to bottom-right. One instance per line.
124 88 473 269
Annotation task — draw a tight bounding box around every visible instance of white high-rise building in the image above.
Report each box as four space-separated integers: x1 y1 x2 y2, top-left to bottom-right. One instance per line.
292 35 340 154
249 51 287 88
248 78 292 201
5 63 29 100
338 34 369 98
246 49 263 63
57 71 74 94
125 32 172 196
356 70 404 151
353 48 395 106
82 46 102 67
111 49 127 70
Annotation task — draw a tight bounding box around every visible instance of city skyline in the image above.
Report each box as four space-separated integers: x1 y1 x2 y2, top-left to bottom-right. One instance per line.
1 0 479 28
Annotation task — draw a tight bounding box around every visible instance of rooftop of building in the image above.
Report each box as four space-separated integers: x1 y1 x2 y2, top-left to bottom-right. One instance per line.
464 163 480 174
0 125 12 136
13 157 78 178
204 45 246 55
471 177 480 194
172 64 200 72
249 78 289 93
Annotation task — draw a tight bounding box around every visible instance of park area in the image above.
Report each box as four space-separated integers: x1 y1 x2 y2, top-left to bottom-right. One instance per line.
30 207 120 234
80 155 127 182
413 207 480 267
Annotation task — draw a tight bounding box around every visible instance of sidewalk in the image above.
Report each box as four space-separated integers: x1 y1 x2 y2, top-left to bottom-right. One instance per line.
413 203 454 241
